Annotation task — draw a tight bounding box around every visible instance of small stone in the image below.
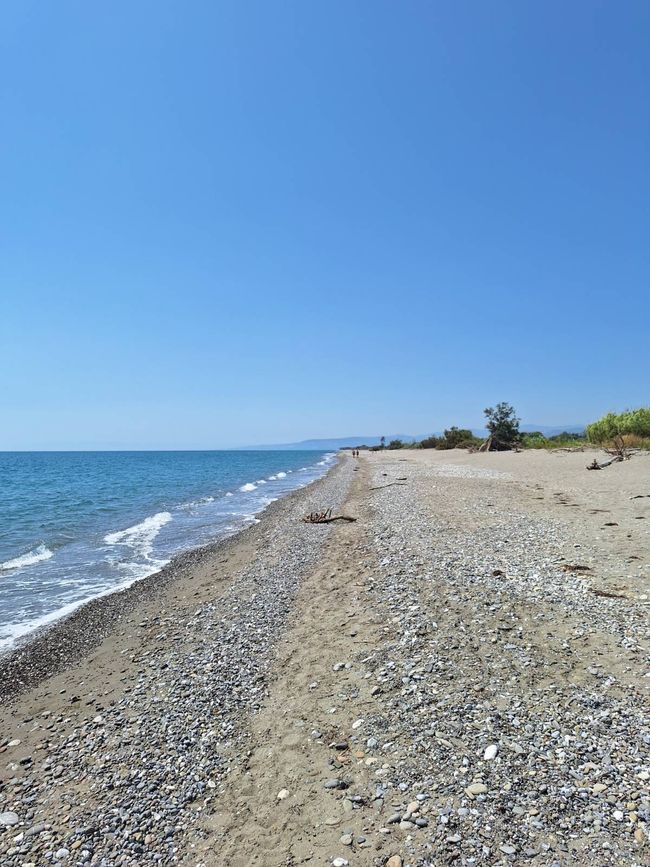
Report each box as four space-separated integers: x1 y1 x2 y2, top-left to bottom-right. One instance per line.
500 844 517 855
405 800 419 816
613 810 625 822
352 719 364 729
399 820 415 830
484 744 498 760
0 812 19 827
277 789 290 800
592 783 608 793
466 783 488 796
54 849 70 860
386 858 403 867
332 859 349 867
325 817 340 826
340 833 353 845
387 813 402 824
324 778 345 789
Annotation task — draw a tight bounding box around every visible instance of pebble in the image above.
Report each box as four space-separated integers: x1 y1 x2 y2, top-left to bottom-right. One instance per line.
324 778 345 789
277 789 289 800
484 744 498 760
466 783 488 796
0 813 19 827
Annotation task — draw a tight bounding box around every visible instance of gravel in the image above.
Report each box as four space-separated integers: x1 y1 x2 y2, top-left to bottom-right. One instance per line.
342 458 649 865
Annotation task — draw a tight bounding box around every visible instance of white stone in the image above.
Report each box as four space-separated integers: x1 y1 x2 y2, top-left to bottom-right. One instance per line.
484 744 498 760
0 812 19 827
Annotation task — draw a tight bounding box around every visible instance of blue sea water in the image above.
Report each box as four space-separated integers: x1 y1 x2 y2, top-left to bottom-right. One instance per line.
0 450 335 651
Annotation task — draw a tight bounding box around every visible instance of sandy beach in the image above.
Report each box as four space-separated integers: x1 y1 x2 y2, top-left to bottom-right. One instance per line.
1 448 649 866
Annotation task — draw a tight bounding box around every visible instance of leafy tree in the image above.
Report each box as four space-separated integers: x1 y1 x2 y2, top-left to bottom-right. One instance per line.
387 439 403 450
484 402 520 448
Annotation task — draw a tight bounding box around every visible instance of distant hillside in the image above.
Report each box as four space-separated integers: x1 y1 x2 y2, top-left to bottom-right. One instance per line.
241 435 421 451
242 425 585 451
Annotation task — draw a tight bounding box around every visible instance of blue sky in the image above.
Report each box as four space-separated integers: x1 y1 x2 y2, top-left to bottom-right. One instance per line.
1 1 648 449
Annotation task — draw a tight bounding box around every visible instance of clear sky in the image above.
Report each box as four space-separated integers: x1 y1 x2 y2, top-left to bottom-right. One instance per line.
1 1 648 449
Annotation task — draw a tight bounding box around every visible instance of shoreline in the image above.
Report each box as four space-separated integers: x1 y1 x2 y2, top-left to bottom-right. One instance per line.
0 455 342 703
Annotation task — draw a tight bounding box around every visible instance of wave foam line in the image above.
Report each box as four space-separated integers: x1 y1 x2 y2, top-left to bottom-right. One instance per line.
0 544 54 572
104 511 172 558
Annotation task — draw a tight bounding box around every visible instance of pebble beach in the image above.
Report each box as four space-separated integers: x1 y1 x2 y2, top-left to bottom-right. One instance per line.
1 449 649 866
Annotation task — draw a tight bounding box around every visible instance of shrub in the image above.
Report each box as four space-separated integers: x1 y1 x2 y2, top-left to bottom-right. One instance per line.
420 435 442 449
586 408 650 444
387 439 404 450
440 427 474 449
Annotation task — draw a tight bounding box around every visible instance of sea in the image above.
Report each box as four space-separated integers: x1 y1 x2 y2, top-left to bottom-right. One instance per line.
0 450 336 653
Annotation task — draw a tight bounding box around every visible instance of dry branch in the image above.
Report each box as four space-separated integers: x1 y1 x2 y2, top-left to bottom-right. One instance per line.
369 482 408 491
302 508 357 524
587 455 624 470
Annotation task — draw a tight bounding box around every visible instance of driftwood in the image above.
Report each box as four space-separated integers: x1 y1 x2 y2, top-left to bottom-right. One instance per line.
302 508 357 524
369 482 408 491
478 435 516 452
587 455 624 470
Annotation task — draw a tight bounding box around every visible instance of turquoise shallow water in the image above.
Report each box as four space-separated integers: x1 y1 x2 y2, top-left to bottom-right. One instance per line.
0 450 334 650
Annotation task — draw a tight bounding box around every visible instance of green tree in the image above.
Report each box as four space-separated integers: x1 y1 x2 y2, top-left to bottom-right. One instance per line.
387 439 403 450
484 402 520 449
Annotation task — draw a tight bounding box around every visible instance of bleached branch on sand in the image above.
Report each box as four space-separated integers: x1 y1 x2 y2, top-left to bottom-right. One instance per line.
302 509 357 524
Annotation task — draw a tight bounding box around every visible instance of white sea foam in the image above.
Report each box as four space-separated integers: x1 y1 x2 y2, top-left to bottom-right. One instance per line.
0 544 54 572
104 512 172 558
225 491 233 497
276 472 287 478
0 559 168 654
268 475 277 480
256 479 267 484
240 482 257 492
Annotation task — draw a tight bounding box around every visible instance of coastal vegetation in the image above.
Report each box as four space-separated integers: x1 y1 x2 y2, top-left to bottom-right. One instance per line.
420 427 482 450
586 408 650 449
483 402 520 450
356 406 650 454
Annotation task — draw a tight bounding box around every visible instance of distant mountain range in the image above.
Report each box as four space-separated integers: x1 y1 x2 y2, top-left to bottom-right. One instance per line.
243 425 586 451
